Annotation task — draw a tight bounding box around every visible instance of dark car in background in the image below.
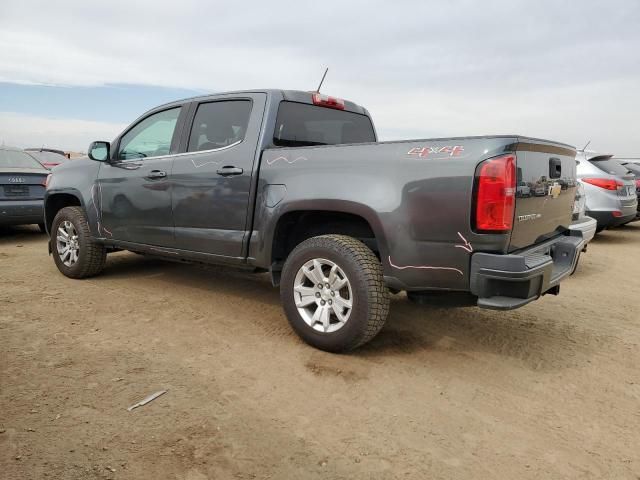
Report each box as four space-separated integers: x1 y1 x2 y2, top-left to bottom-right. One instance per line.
25 148 70 170
0 147 49 231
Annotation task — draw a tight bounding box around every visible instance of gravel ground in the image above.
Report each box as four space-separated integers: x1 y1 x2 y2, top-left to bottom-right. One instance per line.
1 224 639 479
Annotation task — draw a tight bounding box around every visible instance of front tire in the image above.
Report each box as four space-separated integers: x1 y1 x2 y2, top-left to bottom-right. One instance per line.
280 235 390 352
51 206 106 279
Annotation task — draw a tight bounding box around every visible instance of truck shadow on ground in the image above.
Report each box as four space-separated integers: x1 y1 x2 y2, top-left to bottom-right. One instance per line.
94 252 593 373
355 296 598 373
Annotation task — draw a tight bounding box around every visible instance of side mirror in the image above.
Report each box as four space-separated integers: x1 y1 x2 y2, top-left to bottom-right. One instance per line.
88 141 110 162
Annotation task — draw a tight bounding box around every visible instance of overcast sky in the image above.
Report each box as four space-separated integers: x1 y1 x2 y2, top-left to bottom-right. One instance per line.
1 0 639 154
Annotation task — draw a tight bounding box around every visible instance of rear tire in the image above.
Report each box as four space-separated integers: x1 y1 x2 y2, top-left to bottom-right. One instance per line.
51 206 106 279
280 234 390 352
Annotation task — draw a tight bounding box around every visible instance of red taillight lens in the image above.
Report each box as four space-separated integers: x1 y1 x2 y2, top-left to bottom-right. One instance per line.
474 154 516 232
635 179 640 189
582 177 622 190
311 93 345 110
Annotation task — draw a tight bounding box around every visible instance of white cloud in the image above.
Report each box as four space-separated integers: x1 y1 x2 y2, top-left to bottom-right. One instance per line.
0 112 126 152
1 0 639 153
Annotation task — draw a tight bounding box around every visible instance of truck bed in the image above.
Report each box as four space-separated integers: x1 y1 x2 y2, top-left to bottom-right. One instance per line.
255 135 577 291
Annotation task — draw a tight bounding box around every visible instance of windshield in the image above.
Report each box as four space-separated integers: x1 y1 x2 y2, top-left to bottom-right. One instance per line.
273 101 376 147
0 150 44 169
590 159 631 176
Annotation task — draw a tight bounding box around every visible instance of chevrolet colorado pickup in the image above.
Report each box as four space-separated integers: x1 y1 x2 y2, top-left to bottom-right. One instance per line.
45 89 584 352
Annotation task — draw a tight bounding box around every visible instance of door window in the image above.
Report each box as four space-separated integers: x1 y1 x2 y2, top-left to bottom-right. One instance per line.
187 100 252 152
118 107 181 160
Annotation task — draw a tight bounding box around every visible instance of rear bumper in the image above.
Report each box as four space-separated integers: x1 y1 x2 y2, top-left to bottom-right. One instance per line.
0 200 44 226
569 215 597 244
470 232 584 310
587 207 637 228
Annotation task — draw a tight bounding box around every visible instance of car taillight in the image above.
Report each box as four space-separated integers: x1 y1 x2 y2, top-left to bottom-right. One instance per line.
582 177 622 190
311 93 345 110
43 174 52 188
635 179 640 189
474 154 516 232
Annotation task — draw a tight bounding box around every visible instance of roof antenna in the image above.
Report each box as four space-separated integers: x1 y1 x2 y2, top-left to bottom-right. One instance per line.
582 140 591 151
316 67 329 93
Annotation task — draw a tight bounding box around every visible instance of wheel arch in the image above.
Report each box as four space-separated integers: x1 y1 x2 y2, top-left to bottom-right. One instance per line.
45 190 84 233
268 203 388 286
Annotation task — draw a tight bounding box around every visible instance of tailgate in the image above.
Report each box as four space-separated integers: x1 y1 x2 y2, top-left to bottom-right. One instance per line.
510 140 577 251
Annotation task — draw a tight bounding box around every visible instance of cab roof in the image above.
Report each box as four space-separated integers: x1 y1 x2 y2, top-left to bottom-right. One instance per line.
155 89 370 116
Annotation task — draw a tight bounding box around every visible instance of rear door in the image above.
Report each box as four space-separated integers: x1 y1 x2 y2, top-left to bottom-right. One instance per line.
98 105 186 247
171 93 266 257
510 140 577 251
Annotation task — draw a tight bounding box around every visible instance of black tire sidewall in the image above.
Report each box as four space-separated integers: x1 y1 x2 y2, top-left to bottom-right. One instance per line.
51 208 93 278
280 239 374 352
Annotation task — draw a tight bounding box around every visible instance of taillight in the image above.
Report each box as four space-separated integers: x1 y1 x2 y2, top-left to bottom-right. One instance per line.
44 174 52 188
474 154 516 232
582 177 622 190
311 93 345 110
635 179 640 189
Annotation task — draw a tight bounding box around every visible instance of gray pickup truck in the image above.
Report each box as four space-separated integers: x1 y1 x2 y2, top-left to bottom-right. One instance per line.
45 89 584 351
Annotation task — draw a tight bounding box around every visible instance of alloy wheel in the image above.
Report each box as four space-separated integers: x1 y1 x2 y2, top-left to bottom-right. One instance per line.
293 258 353 333
56 220 80 267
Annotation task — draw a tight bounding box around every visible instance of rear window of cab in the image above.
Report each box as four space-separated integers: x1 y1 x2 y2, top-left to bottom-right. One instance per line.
273 101 376 147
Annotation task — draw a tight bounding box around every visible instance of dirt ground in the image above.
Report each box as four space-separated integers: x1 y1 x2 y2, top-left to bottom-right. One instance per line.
1 224 639 480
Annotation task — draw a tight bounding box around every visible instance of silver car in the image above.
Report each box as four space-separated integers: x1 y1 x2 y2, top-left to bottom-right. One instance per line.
569 181 597 249
576 151 637 231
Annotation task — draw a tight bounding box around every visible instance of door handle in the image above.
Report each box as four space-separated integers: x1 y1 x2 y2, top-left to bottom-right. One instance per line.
216 166 244 177
146 170 167 179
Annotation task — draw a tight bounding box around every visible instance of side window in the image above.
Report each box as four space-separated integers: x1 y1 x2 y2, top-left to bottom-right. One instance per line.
187 100 252 152
118 107 181 160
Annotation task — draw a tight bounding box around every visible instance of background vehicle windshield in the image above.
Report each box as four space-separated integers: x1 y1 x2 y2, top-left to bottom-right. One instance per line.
273 101 376 147
0 149 44 169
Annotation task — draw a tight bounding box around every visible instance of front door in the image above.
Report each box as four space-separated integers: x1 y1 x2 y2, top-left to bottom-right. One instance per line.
171 94 266 257
98 106 182 247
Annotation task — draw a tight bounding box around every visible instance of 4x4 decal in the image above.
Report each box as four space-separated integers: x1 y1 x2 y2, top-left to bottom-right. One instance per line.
407 145 464 157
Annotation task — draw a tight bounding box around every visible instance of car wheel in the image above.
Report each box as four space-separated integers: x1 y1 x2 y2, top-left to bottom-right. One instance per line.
280 234 390 352
52 206 106 279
